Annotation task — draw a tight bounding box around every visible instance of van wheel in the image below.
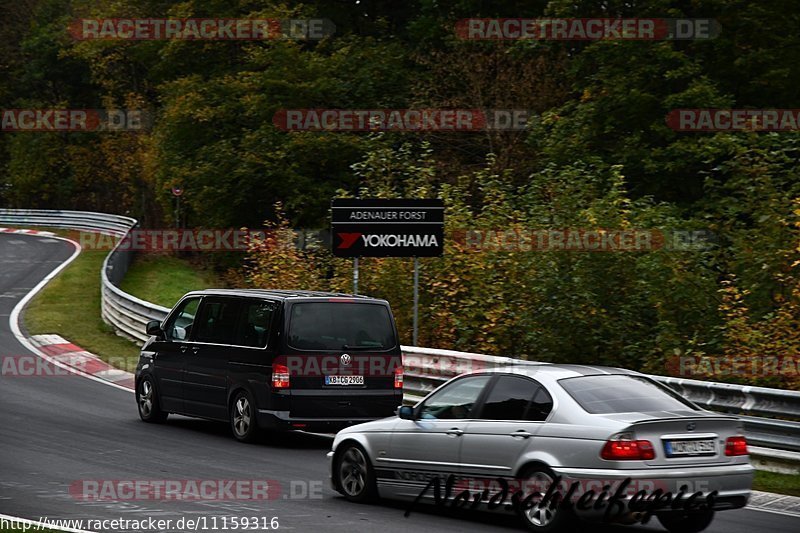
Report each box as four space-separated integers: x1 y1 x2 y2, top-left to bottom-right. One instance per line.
230 390 258 443
137 376 168 423
657 510 715 533
334 442 377 503
516 465 574 532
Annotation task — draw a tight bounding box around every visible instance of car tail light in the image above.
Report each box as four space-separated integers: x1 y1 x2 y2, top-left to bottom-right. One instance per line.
601 434 655 460
394 367 403 389
725 436 748 456
272 363 290 389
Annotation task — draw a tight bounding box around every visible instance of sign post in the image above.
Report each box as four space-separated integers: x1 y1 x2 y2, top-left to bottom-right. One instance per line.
413 256 419 345
353 257 359 294
171 186 184 228
331 198 445 346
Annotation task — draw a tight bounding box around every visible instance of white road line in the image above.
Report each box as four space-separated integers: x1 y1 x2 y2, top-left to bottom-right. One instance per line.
7 233 133 394
747 505 800 518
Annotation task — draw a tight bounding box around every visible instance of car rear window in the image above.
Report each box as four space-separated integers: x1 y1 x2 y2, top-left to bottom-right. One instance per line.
559 375 697 414
287 302 396 351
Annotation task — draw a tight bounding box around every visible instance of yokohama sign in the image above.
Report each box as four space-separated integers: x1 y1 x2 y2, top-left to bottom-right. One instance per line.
331 199 444 257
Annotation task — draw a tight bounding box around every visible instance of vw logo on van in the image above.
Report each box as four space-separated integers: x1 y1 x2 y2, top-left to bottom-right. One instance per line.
686 422 696 431
340 353 352 366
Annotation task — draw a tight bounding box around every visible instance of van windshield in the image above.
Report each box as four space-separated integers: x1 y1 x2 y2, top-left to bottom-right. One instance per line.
287 302 397 351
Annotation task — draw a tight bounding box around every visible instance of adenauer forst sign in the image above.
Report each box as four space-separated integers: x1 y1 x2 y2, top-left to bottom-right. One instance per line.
331 199 444 258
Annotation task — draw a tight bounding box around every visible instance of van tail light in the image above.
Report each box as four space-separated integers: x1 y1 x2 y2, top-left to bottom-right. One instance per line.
601 433 655 460
394 367 404 389
272 363 290 389
725 436 748 456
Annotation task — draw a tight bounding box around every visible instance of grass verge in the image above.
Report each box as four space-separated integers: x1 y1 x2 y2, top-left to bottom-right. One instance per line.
753 469 800 497
24 242 141 368
119 253 218 308
21 230 219 371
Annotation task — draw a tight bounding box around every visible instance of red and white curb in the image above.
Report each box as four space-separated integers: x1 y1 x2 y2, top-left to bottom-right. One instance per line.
0 227 55 236
29 334 135 391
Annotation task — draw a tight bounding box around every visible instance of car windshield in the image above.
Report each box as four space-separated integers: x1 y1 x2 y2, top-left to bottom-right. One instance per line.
559 375 698 414
287 302 396 351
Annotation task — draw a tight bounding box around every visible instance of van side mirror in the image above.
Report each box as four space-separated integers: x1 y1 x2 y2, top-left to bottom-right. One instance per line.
146 320 164 337
398 405 415 420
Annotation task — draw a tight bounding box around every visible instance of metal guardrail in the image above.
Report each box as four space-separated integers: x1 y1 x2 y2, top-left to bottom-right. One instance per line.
0 208 136 234
652 375 800 419
0 208 798 452
101 237 170 343
0 208 169 343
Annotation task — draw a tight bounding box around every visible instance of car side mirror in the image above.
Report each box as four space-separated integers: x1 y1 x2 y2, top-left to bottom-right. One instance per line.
146 320 164 337
398 405 415 420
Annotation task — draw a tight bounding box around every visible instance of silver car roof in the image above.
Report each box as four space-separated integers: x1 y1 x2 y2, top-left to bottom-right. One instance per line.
475 363 643 381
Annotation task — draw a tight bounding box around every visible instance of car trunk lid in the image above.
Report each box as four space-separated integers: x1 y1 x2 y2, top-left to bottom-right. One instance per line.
620 414 746 467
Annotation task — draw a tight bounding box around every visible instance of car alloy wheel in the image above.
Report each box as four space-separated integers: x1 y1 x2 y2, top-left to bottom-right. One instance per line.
516 465 574 532
137 376 167 423
231 391 258 442
335 443 377 503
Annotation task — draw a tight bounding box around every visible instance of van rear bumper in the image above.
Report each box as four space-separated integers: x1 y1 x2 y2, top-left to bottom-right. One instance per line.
260 388 402 431
257 409 386 431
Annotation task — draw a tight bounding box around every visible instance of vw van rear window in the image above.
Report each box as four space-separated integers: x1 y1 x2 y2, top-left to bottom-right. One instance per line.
287 302 396 351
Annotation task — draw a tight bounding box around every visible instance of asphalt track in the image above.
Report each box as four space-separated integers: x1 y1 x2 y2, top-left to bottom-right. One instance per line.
0 232 797 532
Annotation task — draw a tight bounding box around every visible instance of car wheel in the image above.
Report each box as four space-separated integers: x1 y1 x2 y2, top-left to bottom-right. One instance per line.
137 376 168 423
516 465 574 532
657 510 715 533
334 442 377 503
230 390 258 443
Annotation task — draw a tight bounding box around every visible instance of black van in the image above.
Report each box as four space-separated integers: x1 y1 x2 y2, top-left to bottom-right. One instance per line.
135 289 403 442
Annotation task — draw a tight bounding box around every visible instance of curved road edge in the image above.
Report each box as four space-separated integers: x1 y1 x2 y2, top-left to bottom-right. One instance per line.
7 232 132 393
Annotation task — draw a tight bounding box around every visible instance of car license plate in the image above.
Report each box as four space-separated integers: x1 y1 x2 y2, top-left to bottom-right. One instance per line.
325 375 364 386
664 439 716 457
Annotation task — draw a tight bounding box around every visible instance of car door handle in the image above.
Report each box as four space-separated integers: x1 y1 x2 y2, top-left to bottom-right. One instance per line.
446 428 464 437
509 430 534 439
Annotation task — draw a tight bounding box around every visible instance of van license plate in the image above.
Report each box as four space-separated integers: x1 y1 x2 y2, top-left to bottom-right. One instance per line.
665 439 716 457
325 375 364 385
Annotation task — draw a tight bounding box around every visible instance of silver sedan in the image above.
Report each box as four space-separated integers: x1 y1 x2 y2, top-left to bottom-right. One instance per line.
328 364 753 532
